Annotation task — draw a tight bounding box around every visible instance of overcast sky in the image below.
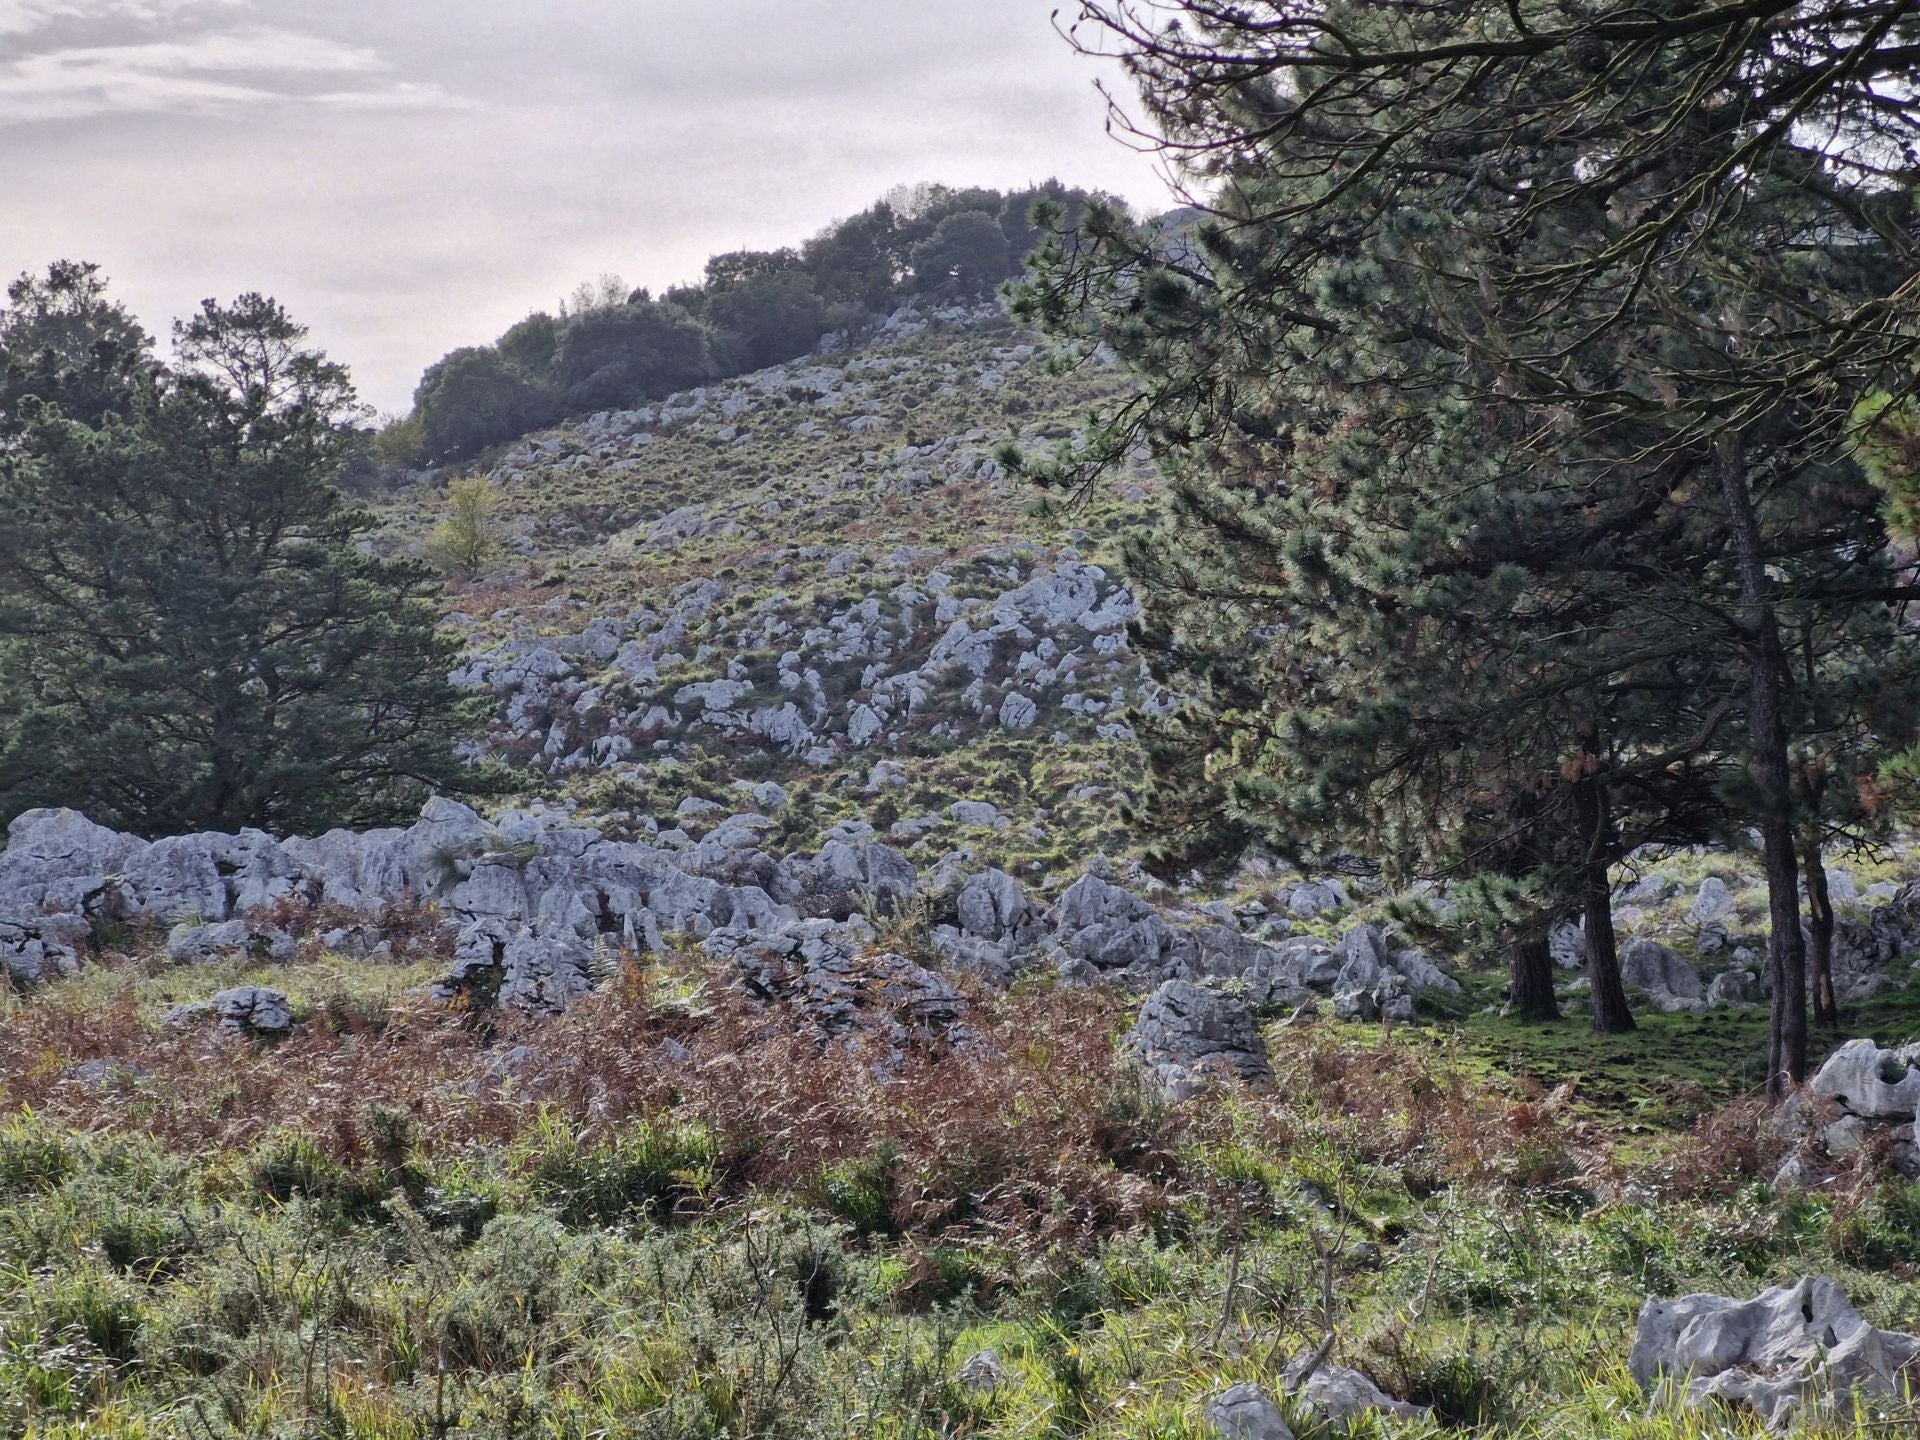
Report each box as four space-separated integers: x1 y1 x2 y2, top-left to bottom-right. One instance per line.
0 0 1175 412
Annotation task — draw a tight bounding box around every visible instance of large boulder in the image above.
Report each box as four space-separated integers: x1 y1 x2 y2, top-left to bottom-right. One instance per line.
1127 980 1272 1098
1689 876 1737 924
1810 1038 1920 1121
955 868 1034 943
1629 1277 1920 1432
1050 872 1174 974
1619 938 1705 1011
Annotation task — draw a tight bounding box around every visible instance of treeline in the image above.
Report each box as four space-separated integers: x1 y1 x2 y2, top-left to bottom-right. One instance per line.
396 180 1117 466
1020 0 1920 1098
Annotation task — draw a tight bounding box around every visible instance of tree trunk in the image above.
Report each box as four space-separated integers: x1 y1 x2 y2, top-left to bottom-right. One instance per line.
1801 835 1839 1028
1715 436 1807 1098
1508 933 1560 1021
1577 777 1634 1033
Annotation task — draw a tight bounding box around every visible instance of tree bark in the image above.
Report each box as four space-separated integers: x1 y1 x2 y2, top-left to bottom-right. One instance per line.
1715 435 1807 1099
1579 781 1635 1034
1800 835 1839 1029
1508 933 1560 1021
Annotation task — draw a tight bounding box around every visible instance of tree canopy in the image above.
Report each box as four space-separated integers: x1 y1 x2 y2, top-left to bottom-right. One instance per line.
1025 0 1920 1085
0 270 482 836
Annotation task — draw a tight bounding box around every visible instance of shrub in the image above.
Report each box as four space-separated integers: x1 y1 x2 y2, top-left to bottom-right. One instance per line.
524 1112 721 1226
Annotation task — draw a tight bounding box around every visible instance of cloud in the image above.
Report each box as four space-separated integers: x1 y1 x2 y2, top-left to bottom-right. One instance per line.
0 24 466 122
0 0 241 37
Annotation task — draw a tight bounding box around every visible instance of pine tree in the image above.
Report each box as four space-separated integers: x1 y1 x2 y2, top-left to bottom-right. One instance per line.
1034 0 1920 1083
0 275 484 836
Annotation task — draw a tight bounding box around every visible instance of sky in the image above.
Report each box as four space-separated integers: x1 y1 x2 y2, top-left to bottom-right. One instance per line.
0 1 1177 413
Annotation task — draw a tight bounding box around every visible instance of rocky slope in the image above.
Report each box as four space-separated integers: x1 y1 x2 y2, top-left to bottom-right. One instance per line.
8 300 1920 1056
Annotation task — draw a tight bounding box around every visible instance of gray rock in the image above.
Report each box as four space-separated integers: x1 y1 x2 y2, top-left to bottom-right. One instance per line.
1206 1384 1293 1440
1285 879 1348 919
997 692 1039 730
1629 1276 1920 1432
1127 979 1272 1098
1619 938 1705 1005
1052 872 1173 973
210 986 294 1036
955 868 1033 942
1689 877 1737 925
0 912 92 985
1290 1363 1429 1426
948 800 1001 827
1809 1038 1920 1120
1706 969 1758 1008
166 919 289 965
1620 872 1680 906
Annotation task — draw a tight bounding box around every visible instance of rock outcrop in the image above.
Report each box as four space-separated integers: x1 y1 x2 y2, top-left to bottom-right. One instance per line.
1630 1276 1920 1431
1127 980 1272 1098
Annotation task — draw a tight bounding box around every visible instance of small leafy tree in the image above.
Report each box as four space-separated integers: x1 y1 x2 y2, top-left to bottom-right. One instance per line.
426 476 505 581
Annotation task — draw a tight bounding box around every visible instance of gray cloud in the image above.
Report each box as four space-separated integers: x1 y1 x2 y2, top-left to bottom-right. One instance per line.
0 22 466 122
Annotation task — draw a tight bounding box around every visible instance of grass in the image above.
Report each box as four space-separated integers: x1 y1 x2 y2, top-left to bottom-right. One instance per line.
5 953 1920 1437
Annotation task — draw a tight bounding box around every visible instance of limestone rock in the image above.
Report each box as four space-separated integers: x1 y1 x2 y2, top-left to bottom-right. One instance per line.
210 986 294 1036
1689 877 1737 924
955 868 1033 943
1809 1038 1920 1120
1629 1276 1920 1432
1127 979 1272 1098
1206 1384 1293 1440
1290 1363 1429 1426
1619 938 1705 1010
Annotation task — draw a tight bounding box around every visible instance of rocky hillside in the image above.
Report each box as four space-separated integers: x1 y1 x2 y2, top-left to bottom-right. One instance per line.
394 300 1161 880
8 300 1920 1440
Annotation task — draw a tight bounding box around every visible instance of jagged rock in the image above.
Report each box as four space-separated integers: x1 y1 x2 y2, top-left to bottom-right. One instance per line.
1127 979 1272 1098
1206 1384 1293 1440
1629 1277 1920 1432
166 919 293 965
1339 924 1460 995
997 692 1038 730
1285 879 1348 919
0 912 92 985
1052 872 1174 973
1290 1363 1429 1426
1810 1038 1920 1120
955 868 1034 943
1690 877 1737 924
707 920 969 1054
1619 938 1705 1011
209 986 294 1036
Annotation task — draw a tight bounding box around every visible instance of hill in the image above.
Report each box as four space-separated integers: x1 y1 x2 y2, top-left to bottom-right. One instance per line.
3 298 1920 1439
